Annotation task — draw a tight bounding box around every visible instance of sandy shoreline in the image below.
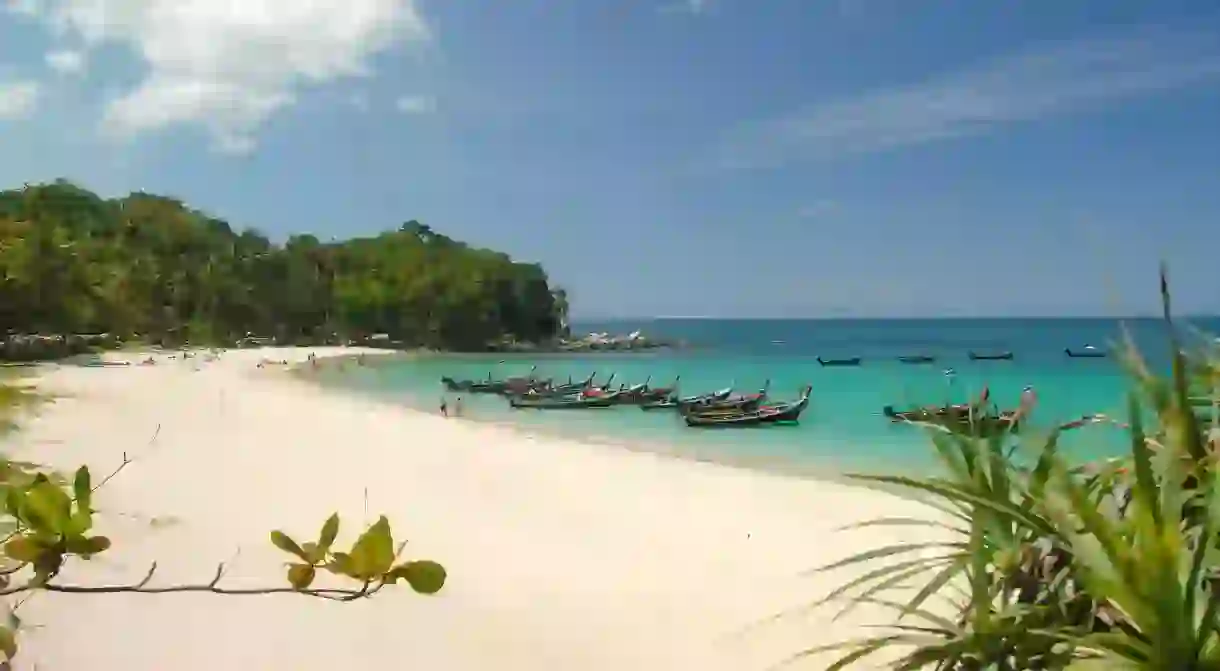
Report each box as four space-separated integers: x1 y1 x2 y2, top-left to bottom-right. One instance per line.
2 347 930 670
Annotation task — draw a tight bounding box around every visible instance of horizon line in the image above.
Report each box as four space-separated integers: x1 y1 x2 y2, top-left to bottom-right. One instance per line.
570 314 1220 322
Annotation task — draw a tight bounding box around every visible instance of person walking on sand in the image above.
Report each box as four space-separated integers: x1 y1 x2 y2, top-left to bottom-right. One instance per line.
440 397 449 417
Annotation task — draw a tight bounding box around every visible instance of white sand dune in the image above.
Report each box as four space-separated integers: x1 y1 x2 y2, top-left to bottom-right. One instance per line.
3 348 932 670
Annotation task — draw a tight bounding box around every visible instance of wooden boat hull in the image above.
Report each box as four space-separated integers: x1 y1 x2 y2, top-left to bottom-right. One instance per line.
685 412 768 427
1064 348 1107 358
682 395 764 415
686 386 812 428
817 357 862 367
642 388 734 410
883 404 1020 436
675 388 732 405
968 352 1014 361
509 394 618 409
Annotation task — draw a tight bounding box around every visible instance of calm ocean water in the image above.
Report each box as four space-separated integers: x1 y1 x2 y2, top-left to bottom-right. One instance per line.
318 317 1220 475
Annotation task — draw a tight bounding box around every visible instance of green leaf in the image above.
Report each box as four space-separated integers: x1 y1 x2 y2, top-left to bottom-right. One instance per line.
3 488 21 520
269 531 307 560
388 560 447 594
348 516 394 578
72 465 92 513
0 625 16 661
24 477 71 534
64 535 110 557
318 513 339 554
301 542 323 564
326 552 357 578
3 536 41 563
287 563 316 590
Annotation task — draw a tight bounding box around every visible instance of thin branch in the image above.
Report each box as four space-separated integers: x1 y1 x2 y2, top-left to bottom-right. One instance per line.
0 559 386 601
37 577 385 601
91 422 159 494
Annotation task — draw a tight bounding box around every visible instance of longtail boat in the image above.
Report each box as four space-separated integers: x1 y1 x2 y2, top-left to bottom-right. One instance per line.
685 385 812 428
758 385 812 423
968 351 1014 361
897 355 936 364
552 372 598 393
682 380 770 414
883 403 1022 436
442 365 540 393
508 390 621 409
639 375 681 402
676 386 731 405
639 385 730 411
817 356 862 367
1064 347 1107 359
883 404 976 422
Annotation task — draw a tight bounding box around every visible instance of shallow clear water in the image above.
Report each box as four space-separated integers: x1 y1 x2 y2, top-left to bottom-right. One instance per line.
318 317 1220 474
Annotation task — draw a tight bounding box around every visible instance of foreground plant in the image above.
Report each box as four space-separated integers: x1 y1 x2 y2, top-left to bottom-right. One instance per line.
796 267 1220 670
0 457 445 665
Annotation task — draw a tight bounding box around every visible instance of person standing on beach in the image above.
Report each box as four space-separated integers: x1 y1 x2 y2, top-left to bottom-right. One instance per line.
455 396 464 417
440 397 449 417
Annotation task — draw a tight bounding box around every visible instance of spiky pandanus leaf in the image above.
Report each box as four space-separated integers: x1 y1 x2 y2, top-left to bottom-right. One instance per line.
807 269 1220 670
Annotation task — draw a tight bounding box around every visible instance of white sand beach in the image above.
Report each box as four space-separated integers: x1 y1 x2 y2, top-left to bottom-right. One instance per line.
4 348 930 670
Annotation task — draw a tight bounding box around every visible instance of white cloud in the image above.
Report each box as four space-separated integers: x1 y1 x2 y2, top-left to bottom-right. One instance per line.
0 81 40 119
394 94 435 114
18 0 430 153
45 49 86 75
4 0 39 17
716 26 1220 169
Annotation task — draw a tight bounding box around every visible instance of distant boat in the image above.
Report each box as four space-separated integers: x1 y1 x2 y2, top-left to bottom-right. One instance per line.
1065 345 1107 359
968 351 1014 361
897 355 936 364
817 356 862 367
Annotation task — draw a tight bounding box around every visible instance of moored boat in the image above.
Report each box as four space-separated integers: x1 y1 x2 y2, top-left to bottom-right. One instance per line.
639 385 730 410
897 355 936 364
685 385 812 428
968 351 1014 361
817 356 862 367
508 391 621 409
442 365 541 393
1064 346 1107 358
681 380 770 414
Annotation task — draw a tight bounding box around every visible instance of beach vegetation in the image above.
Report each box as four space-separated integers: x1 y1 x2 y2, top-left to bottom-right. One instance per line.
802 266 1220 670
0 179 567 356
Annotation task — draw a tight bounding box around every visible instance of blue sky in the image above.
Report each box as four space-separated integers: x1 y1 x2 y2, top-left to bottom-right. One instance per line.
1 0 1219 318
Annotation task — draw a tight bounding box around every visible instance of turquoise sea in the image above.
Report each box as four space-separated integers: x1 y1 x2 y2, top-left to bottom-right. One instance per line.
318 318 1220 475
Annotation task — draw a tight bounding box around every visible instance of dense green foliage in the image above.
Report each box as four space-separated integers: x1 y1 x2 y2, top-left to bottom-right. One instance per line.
0 180 567 352
805 269 1220 670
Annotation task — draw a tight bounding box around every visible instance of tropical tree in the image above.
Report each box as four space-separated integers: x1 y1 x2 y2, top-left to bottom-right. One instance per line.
0 180 567 354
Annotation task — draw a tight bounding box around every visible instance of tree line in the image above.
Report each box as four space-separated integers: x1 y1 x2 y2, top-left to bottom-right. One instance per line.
0 180 569 353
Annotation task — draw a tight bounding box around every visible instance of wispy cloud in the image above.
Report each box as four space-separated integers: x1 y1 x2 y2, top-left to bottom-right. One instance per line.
714 25 1220 170
45 49 86 76
0 80 40 119
13 0 430 153
395 94 436 114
